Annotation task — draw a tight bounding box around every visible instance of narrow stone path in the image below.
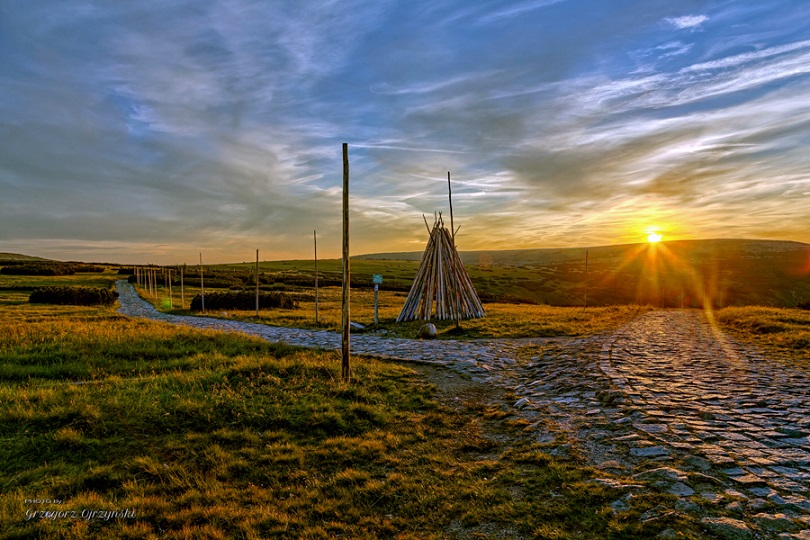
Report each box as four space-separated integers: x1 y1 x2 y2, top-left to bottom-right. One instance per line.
116 280 810 537
115 280 549 378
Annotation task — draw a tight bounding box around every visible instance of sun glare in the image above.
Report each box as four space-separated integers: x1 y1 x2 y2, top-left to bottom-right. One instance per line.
647 233 663 243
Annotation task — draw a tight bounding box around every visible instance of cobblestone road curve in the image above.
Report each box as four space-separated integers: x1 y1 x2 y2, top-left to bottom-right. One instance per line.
116 280 810 537
601 311 810 507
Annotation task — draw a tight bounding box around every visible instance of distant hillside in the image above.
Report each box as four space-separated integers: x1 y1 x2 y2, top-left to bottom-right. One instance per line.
357 239 807 266
357 239 810 308
0 252 50 262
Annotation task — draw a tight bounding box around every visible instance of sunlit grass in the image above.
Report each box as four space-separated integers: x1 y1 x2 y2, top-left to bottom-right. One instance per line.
137 283 646 339
716 306 810 364
0 280 703 539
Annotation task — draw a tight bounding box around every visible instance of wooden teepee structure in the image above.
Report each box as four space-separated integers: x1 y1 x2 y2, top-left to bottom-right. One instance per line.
397 216 485 322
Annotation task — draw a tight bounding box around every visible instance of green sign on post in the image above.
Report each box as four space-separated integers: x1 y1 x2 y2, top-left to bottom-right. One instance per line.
372 274 383 285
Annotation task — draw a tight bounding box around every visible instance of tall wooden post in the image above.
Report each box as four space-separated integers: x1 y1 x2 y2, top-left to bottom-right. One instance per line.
583 250 589 309
341 143 350 383
255 249 260 317
181 265 185 309
374 285 379 324
168 269 173 309
448 171 461 329
448 171 455 247
199 253 206 314
314 230 319 325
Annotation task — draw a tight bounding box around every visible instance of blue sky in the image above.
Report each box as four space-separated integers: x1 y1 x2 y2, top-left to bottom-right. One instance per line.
1 0 809 264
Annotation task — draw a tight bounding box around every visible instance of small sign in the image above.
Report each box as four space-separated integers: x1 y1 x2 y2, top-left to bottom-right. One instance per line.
372 274 383 285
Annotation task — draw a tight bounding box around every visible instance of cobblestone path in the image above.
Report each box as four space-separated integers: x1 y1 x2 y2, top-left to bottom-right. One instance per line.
115 280 548 377
600 311 810 536
116 280 810 537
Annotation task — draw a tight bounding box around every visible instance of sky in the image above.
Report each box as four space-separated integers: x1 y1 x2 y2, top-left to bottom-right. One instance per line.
1 0 809 264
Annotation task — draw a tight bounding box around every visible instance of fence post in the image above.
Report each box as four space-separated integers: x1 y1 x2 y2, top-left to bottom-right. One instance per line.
341 143 350 383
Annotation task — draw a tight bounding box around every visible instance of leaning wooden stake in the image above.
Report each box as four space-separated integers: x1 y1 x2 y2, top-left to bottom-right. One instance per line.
314 230 319 324
341 143 351 383
397 218 485 322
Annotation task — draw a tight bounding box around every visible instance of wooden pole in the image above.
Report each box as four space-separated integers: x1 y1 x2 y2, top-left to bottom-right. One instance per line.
255 249 260 317
168 269 173 309
200 253 205 314
584 250 589 310
181 265 185 309
448 171 460 329
341 143 350 383
314 230 319 325
374 284 379 325
448 172 455 247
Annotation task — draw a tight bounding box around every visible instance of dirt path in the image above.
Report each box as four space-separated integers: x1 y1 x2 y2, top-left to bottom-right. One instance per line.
116 280 810 537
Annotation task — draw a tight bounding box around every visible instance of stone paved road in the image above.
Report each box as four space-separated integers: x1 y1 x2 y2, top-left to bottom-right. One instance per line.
601 312 810 529
116 280 810 538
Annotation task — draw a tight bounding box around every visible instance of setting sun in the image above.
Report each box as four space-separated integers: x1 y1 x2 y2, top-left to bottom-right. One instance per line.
647 233 663 243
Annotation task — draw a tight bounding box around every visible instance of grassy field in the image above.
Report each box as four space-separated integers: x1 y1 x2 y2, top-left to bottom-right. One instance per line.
357 239 810 309
716 306 810 365
0 276 703 539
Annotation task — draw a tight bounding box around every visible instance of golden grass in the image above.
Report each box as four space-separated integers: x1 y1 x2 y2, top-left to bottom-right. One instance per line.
137 283 646 339
716 306 810 364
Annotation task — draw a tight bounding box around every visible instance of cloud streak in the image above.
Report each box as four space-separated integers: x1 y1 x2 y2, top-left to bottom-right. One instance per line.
0 0 808 263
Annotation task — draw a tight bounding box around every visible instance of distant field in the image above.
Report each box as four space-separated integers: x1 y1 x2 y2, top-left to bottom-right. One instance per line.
6 238 810 309
357 239 810 309
189 238 810 310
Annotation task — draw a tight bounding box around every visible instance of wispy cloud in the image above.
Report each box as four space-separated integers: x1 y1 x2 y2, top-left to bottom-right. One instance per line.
666 14 709 30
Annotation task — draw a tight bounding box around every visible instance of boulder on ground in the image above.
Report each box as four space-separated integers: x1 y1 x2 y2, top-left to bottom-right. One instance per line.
418 323 437 339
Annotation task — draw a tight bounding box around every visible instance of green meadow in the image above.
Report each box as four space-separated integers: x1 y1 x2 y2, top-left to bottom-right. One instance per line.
0 269 705 539
1 243 809 538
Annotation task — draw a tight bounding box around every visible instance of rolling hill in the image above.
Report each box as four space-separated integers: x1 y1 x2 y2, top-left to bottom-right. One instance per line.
0 252 51 262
